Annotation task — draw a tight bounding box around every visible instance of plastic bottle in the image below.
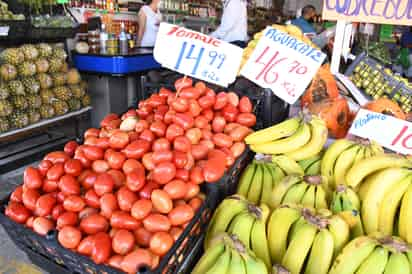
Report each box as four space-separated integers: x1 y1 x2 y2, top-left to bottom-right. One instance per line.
119 22 128 55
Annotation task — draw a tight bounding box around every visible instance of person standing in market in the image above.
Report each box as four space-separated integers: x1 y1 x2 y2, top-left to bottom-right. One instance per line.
210 0 248 48
399 27 412 79
137 0 162 47
291 5 317 35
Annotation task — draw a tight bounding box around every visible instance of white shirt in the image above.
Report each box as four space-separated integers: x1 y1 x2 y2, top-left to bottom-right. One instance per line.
140 5 162 47
211 0 248 42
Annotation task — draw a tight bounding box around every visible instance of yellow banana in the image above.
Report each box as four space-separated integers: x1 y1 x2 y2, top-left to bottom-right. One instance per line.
242 252 269 274
227 247 246 274
383 253 411 274
251 216 271 268
346 154 412 188
298 154 322 172
271 176 302 208
245 117 301 145
304 229 335 274
328 215 350 257
400 184 412 243
272 264 291 274
265 163 286 186
333 145 361 187
205 244 231 274
301 185 316 209
281 182 308 206
305 159 322 176
321 139 355 185
369 141 385 156
192 241 225 274
237 162 256 197
272 155 304 176
247 164 263 204
358 171 379 200
250 123 311 154
352 146 366 165
355 246 388 274
315 185 329 209
261 164 275 205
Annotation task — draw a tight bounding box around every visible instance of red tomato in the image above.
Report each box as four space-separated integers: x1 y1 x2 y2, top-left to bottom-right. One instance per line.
57 192 65 203
164 110 176 125
194 81 207 95
175 169 189 181
159 87 173 98
57 211 78 229
77 235 94 255
85 136 98 146
24 167 43 189
109 131 130 149
74 150 92 168
58 226 82 249
212 116 226 133
80 213 109 234
239 96 253 113
106 119 122 130
198 95 216 110
91 232 112 264
229 126 251 142
110 211 141 230
63 195 85 212
117 186 138 212
34 194 56 217
224 123 241 134
189 197 203 211
171 97 189 113
121 249 153 274
150 232 174 256
52 204 64 220
184 153 195 171
122 159 144 174
203 150 226 183
85 189 100 208
58 174 81 195
139 129 155 143
63 141 79 156
107 151 126 170
173 136 191 152
143 214 171 232
184 183 200 200
212 133 233 148
173 113 194 130
151 190 173 214
166 124 184 141
112 229 135 255
190 167 204 185
79 170 97 190
92 160 110 173
175 77 193 91
205 88 216 98
179 87 201 100
5 202 31 224
22 188 40 211
194 116 208 129
123 140 151 159
136 106 152 119
139 181 160 200
163 180 187 199
79 207 99 220
38 160 53 176
152 138 171 152
100 193 118 219
107 169 126 188
201 109 214 122
134 227 153 247
10 186 23 203
170 227 183 242
142 153 155 171
214 92 228 110
150 121 167 137
154 105 169 121
135 120 149 133
94 173 115 196
96 137 110 149
185 128 202 144
108 255 124 270
126 168 146 192
191 144 209 160
83 146 104 161
188 100 202 117
131 199 152 220
64 159 83 177
128 131 140 142
222 104 239 122
173 151 188 169
236 113 256 127
227 92 239 107
152 162 176 184
231 142 246 158
122 109 137 120
101 113 119 128
147 94 165 108
152 150 174 165
201 129 213 141
44 151 69 164
33 217 54 236
168 204 194 226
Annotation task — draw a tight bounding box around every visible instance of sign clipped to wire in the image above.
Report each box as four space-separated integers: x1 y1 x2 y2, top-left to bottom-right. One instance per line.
240 26 326 104
154 23 243 87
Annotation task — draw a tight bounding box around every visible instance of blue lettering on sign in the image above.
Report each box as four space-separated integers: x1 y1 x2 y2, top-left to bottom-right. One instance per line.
354 113 387 129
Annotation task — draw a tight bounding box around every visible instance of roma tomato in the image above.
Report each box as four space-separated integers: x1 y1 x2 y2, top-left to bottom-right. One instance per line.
91 232 112 264
174 77 193 91
121 249 153 274
34 194 56 217
79 207 99 220
139 129 155 143
164 110 176 125
77 235 94 255
236 113 256 127
152 150 173 165
173 151 188 169
190 166 204 185
117 186 138 212
168 204 194 226
201 129 213 141
152 138 170 152
154 105 169 121
194 116 208 129
139 181 160 200
94 173 115 196
151 190 173 214
184 153 195 171
85 137 98 146
107 169 126 188
175 169 189 181
105 119 122 130
212 116 226 133
165 124 184 141
109 131 130 149
189 197 203 211
221 147 235 167
170 227 183 241
83 146 104 161
100 193 118 219
142 153 155 171
5 202 31 224
212 133 233 148
143 214 171 233
173 136 191 153
33 217 54 236
191 144 209 160
135 119 149 133
239 96 253 113
64 141 79 156
58 226 82 249
173 113 194 130
59 174 80 195
64 159 83 177
214 92 228 110
171 97 189 113
198 95 215 109
74 150 92 168
152 162 176 184
134 227 152 247
227 92 239 107
163 180 187 199
229 126 251 142
112 229 135 255
96 138 110 149
185 128 202 144
126 168 146 192
10 186 23 203
203 150 226 183
38 160 53 177
92 160 110 173
85 189 100 208
201 109 214 121
131 199 152 220
101 113 119 128
51 204 64 220
22 188 40 211
122 159 144 174
224 123 241 134
24 167 43 189
107 151 126 170
108 255 124 270
184 183 200 200
222 104 239 122
159 87 173 98
188 100 201 117
110 211 140 230
179 87 201 100
150 232 174 256
57 211 78 229
123 140 151 159
231 142 246 158
44 151 69 164
80 213 109 234
79 170 97 190
64 195 85 212
150 121 167 137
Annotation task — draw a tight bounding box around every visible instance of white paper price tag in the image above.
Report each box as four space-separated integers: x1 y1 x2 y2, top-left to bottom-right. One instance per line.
154 23 243 87
0 26 9 36
240 26 326 104
349 109 412 155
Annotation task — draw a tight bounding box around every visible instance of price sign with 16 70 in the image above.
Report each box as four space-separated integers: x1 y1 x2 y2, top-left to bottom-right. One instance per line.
154 23 243 87
241 26 326 104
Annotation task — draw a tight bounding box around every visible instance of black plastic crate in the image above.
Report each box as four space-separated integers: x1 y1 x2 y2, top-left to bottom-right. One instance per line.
28 25 79 39
0 184 219 274
0 19 29 39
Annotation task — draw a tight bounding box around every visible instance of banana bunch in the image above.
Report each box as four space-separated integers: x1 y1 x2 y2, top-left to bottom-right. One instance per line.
298 153 323 175
330 233 412 274
321 138 385 189
330 184 364 238
247 114 328 161
205 196 272 268
237 155 304 205
270 175 330 210
192 233 268 274
267 206 350 274
272 264 291 274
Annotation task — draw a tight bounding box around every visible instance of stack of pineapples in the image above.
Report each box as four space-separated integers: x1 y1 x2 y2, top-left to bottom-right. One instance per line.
0 43 91 133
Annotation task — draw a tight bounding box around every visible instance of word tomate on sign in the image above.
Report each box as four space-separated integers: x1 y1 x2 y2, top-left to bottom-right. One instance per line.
240 26 326 104
154 23 243 87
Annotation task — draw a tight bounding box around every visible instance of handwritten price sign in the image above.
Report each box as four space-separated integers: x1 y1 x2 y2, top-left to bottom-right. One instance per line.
154 23 243 87
350 109 412 155
240 26 326 104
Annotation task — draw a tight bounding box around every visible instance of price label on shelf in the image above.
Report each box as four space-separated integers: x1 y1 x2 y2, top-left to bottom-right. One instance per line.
349 109 412 155
0 26 9 36
154 23 243 87
240 26 326 104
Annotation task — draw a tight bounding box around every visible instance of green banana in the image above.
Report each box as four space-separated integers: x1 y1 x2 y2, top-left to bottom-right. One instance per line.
304 229 335 274
227 247 247 274
242 252 269 274
272 264 291 274
238 162 256 197
247 163 263 204
261 164 275 205
272 155 304 176
192 241 225 274
305 159 322 175
265 162 286 187
281 182 309 205
271 176 302 208
301 185 316 209
321 139 355 185
228 212 255 250
205 245 232 274
298 154 321 172
250 216 271 269
383 253 410 274
355 247 388 274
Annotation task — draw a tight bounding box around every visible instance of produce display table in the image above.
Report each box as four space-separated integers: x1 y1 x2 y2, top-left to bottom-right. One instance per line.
72 49 161 127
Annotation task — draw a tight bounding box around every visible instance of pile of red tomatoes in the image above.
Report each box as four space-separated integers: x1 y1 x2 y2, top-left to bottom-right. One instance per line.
4 78 256 273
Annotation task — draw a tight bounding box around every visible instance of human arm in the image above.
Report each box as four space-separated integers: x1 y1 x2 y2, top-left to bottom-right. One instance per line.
137 10 147 47
210 0 238 39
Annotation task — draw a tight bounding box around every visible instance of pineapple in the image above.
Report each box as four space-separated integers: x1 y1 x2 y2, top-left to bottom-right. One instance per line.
27 109 41 124
8 80 25 96
68 98 81 111
37 73 53 89
60 62 69 73
66 69 81 85
52 46 67 60
40 104 55 119
35 58 49 74
0 48 24 65
0 117 10 133
27 95 42 109
37 43 53 58
9 110 29 129
18 62 37 77
51 73 66 86
82 94 91 107
52 99 69 116
53 86 72 101
0 64 17 81
69 85 85 99
22 77 41 95
10 96 28 110
48 58 63 73
80 80 87 91
20 44 39 61
0 83 9 99
40 89 55 104
0 99 13 117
